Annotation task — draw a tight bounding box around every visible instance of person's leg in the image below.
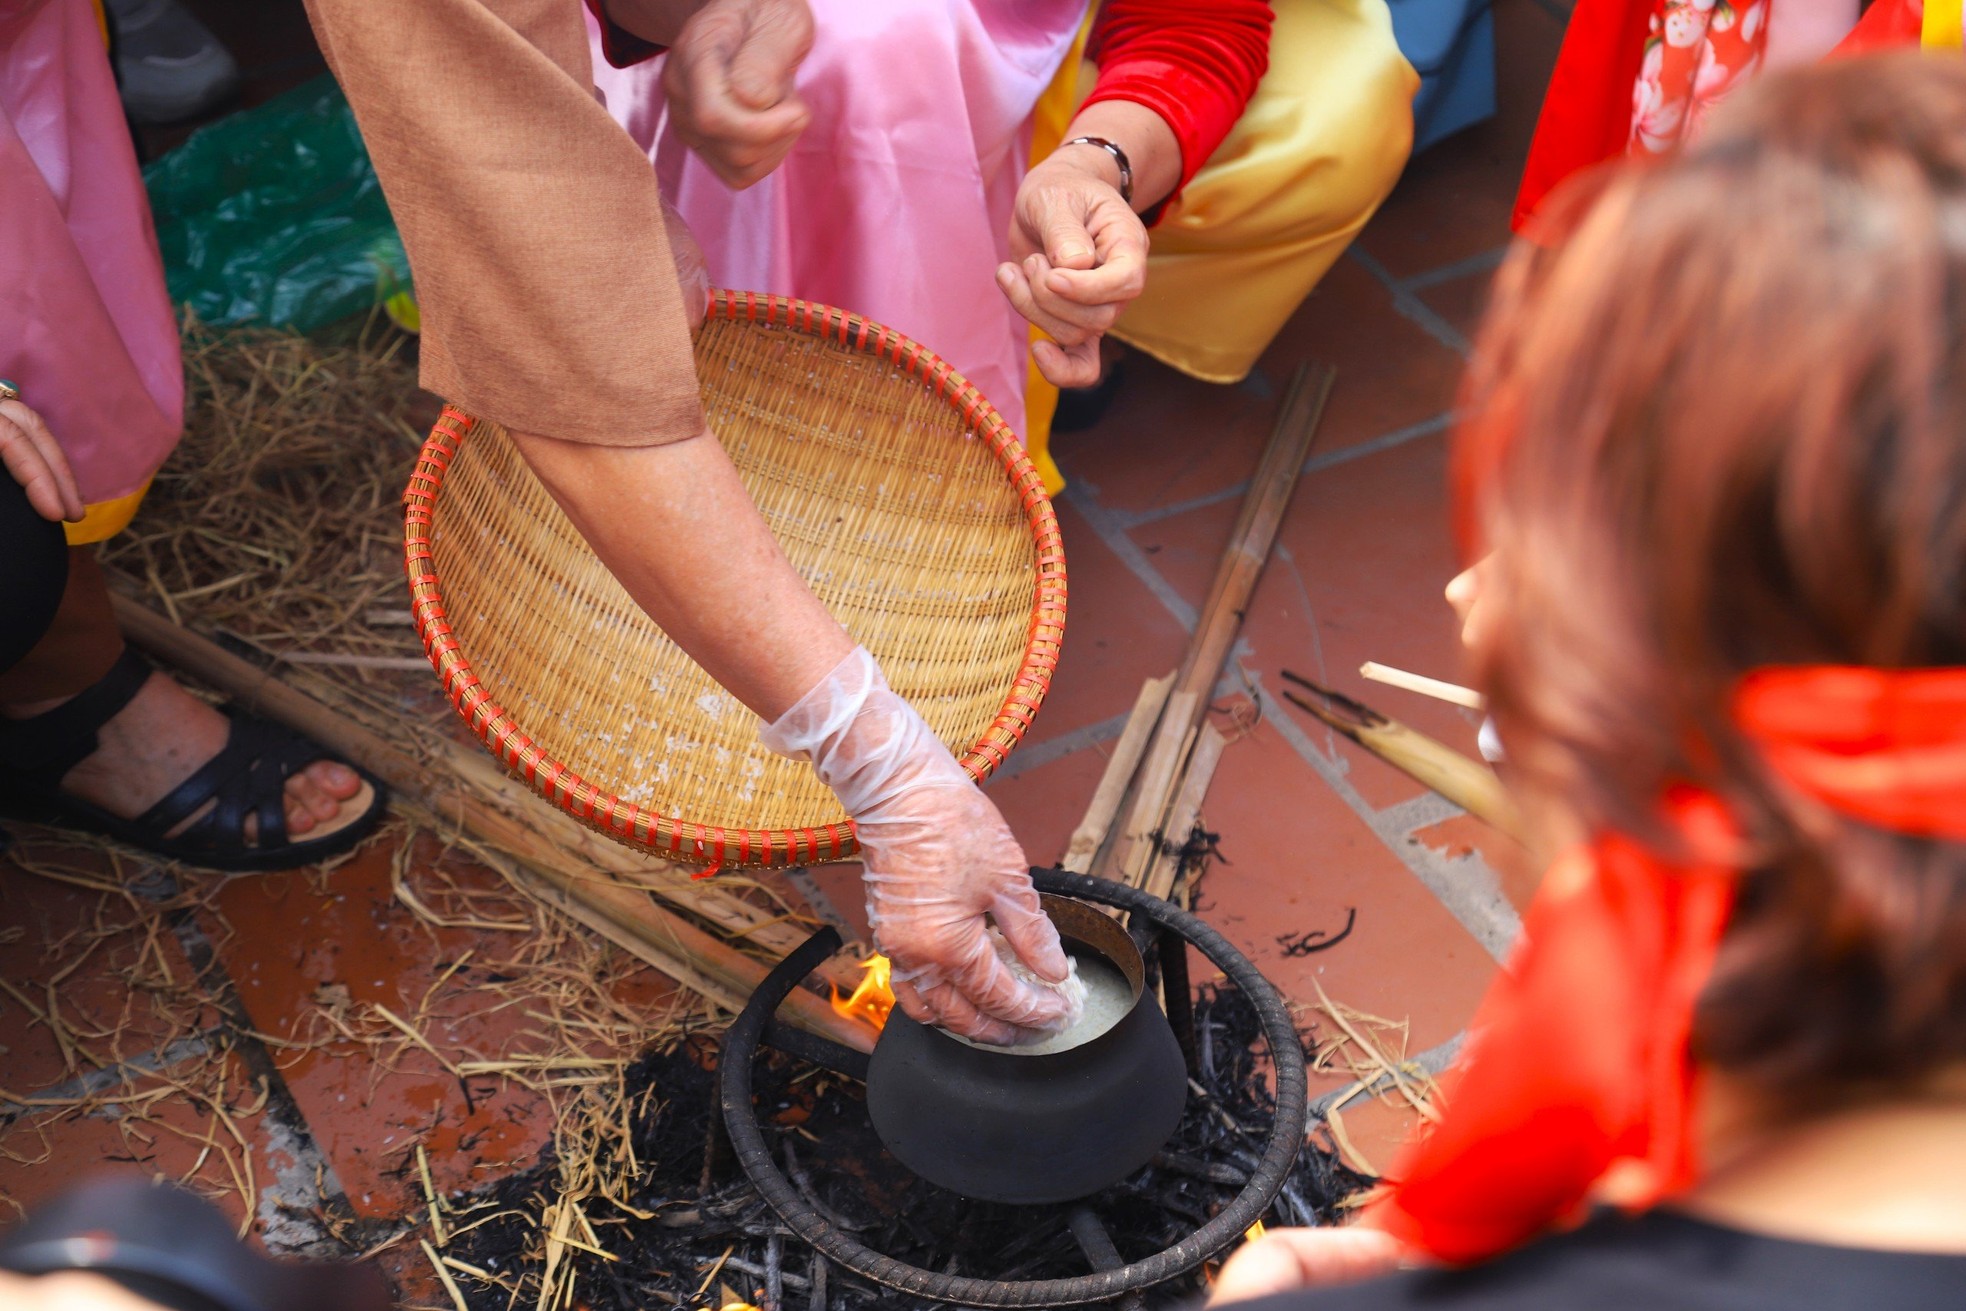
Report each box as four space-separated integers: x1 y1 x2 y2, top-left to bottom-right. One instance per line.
0 547 366 841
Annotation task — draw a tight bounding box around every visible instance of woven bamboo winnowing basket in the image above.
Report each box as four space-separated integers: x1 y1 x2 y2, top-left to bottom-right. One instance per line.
403 291 1066 869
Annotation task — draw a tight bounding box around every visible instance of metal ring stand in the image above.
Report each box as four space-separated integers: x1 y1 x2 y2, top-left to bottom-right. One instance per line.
719 869 1308 1308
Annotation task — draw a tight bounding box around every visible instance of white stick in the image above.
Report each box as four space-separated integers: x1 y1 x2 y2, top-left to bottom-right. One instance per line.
1359 661 1485 711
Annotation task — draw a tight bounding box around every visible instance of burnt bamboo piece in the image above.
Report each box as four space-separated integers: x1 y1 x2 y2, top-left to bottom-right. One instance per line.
1279 672 1524 842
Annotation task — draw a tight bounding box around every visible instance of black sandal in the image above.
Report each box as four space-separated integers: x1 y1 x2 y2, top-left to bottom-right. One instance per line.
0 647 387 872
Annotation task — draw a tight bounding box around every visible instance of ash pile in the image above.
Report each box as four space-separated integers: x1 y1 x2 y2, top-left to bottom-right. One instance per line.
445 985 1371 1311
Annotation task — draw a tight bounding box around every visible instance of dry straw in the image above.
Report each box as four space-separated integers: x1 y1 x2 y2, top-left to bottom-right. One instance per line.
406 291 1067 868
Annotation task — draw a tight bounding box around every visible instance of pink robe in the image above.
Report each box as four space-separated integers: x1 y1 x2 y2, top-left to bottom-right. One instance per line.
588 1 1088 436
1 0 182 510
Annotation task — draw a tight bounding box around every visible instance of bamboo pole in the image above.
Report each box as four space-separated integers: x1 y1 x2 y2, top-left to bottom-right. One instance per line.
1088 362 1335 883
1280 674 1524 842
109 596 873 1036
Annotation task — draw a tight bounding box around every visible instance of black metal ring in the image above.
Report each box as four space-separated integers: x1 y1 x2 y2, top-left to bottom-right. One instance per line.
719 868 1307 1307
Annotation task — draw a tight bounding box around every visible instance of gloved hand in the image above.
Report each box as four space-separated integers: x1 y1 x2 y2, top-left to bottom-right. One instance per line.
760 646 1080 1044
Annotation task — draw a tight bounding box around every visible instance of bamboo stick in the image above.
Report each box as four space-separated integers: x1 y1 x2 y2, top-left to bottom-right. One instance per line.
1059 674 1173 873
1359 661 1484 711
1280 674 1524 842
109 596 873 1029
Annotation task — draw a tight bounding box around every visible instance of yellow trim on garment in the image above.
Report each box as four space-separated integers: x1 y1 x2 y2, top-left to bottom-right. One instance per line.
1925 0 1963 48
63 480 152 545
92 0 109 44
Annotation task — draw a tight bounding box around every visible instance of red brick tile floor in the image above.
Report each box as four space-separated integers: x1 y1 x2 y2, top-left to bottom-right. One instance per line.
1 0 1567 1287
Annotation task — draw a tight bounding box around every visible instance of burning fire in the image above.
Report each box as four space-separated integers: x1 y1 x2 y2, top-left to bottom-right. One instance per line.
1244 1220 1268 1243
829 953 895 1030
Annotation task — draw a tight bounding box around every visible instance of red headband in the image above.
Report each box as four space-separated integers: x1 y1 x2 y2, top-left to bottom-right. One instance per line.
1367 665 1966 1263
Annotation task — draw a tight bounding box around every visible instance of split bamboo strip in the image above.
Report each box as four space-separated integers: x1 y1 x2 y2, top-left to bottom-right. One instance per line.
1059 674 1173 873
109 596 874 1034
1281 677 1524 842
1140 723 1228 904
1107 691 1200 886
1088 362 1335 883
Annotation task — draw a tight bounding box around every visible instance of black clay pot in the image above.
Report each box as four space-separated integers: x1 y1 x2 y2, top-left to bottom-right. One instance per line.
864 893 1189 1204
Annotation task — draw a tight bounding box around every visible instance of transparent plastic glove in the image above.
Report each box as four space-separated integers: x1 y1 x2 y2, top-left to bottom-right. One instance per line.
759 647 1079 1045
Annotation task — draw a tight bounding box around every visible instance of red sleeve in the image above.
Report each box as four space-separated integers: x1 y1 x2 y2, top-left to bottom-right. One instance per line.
1083 0 1273 211
583 0 666 68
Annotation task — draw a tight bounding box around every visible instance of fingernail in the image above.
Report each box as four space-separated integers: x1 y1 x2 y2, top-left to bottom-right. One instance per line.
995 265 1014 287
1058 244 1088 263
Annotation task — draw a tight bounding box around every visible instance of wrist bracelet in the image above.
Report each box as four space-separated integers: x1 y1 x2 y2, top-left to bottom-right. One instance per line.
1059 135 1134 207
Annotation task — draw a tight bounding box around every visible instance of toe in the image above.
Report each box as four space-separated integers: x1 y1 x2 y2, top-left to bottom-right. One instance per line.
306 760 362 799
283 774 330 834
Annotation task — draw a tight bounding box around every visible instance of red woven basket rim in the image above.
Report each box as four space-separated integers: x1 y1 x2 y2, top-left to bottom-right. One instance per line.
402 289 1067 869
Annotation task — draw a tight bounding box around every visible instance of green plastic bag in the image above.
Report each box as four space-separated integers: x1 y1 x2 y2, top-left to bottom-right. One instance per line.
144 75 413 333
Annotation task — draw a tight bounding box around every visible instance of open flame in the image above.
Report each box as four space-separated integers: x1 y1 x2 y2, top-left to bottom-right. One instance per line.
829 953 895 1030
1244 1220 1268 1242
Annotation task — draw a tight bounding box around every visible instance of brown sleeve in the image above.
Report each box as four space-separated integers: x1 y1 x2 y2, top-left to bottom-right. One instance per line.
302 0 703 446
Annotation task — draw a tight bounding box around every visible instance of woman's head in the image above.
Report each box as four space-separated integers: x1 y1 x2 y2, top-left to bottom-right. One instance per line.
1466 53 1966 1098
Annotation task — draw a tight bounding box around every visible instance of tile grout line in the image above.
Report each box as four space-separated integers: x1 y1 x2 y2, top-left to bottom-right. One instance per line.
0 1030 222 1128
1394 245 1510 293
143 868 367 1255
1077 409 1460 535
1348 248 1474 357
1055 471 1522 959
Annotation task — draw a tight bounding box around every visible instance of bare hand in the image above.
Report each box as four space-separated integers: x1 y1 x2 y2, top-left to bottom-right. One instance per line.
0 1271 174 1311
999 147 1149 388
1208 1226 1407 1305
663 0 814 189
1 397 84 523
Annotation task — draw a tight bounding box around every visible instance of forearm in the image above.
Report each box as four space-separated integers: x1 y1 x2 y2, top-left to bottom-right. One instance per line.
509 427 855 722
1055 100 1183 215
597 0 705 45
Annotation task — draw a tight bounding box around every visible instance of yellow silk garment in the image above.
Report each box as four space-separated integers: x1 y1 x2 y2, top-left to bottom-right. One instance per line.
1024 0 1419 493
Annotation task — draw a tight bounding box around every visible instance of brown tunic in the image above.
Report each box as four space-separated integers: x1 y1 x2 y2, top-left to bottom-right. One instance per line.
301 0 703 446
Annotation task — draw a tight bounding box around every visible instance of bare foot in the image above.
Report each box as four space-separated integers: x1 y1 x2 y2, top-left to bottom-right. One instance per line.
6 670 364 840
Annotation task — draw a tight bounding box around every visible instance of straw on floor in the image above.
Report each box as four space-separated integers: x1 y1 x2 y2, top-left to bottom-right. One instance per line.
406 292 1067 869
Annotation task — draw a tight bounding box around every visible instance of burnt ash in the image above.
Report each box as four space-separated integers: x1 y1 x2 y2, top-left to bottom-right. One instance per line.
447 986 1373 1311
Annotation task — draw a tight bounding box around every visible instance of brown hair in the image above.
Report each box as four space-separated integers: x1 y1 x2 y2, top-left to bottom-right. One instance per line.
1467 53 1966 1098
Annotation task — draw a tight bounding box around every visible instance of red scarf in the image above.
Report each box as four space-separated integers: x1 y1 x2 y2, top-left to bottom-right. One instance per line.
1368 666 1966 1263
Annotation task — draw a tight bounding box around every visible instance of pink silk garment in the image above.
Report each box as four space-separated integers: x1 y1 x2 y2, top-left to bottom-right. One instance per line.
588 0 1090 437
1 0 182 520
